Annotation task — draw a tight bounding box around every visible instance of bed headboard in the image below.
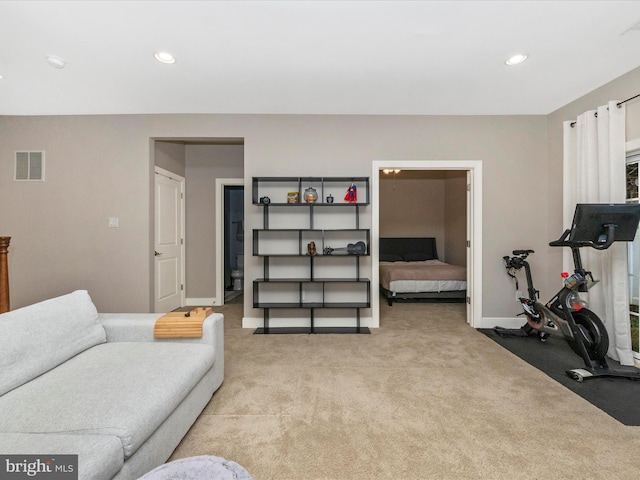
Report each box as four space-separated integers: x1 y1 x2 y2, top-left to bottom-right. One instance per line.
379 237 438 262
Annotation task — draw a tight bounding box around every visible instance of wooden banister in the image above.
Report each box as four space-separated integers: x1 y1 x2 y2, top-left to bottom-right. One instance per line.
0 236 10 314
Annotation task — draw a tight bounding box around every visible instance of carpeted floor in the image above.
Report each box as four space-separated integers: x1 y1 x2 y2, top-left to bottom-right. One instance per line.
170 301 640 479
480 326 640 426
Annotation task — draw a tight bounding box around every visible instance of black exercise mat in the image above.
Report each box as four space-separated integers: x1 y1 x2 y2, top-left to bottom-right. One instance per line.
480 327 640 426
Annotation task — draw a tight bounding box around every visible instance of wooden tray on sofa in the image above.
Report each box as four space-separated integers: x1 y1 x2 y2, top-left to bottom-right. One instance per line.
154 307 213 338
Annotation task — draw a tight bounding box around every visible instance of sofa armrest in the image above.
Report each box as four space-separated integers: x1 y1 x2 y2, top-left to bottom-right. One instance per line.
98 313 224 349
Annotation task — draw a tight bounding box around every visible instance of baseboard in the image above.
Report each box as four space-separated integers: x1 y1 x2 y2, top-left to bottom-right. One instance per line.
242 316 376 329
243 315 521 330
478 317 523 330
185 297 215 306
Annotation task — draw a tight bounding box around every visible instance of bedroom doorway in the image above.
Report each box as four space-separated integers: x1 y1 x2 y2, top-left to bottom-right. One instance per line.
371 161 482 328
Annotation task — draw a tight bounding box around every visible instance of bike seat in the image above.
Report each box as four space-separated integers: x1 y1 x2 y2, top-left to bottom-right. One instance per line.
512 249 534 256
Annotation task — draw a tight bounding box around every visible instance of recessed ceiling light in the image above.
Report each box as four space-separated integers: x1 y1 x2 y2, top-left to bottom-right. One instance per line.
505 53 528 66
46 55 66 69
154 52 176 64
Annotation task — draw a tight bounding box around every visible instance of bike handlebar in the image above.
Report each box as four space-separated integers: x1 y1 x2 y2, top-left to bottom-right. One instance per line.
549 226 615 250
548 229 571 247
504 250 533 270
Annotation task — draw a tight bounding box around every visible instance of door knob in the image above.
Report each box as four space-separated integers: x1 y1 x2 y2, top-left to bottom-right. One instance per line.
155 251 162 256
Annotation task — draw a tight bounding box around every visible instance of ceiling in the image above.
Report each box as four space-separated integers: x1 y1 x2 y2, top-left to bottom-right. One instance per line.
1 0 640 116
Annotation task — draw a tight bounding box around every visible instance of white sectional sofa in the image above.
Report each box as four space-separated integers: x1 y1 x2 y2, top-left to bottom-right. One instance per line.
0 290 224 480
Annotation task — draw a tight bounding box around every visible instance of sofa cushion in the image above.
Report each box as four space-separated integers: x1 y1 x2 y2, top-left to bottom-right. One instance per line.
0 290 106 396
0 341 215 459
0 433 124 480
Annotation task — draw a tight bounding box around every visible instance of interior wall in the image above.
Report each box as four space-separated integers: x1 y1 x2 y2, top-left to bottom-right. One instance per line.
184 144 244 301
154 141 186 177
379 172 445 253
0 113 549 320
0 115 152 312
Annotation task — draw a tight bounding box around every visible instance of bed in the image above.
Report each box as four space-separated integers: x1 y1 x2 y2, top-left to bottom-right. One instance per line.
379 237 467 306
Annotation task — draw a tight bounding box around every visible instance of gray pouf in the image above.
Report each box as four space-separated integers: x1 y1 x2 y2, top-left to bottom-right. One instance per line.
139 455 253 480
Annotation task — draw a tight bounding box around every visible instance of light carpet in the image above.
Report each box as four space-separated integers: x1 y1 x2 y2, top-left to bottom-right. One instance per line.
170 301 640 479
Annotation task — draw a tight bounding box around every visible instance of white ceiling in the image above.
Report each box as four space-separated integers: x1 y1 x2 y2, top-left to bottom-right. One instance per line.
1 0 640 116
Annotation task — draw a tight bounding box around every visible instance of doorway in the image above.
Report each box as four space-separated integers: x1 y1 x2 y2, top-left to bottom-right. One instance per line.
215 178 244 305
224 185 245 302
371 160 483 328
153 138 244 310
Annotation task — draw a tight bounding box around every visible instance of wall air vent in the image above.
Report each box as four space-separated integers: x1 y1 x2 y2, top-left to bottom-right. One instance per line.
14 151 45 181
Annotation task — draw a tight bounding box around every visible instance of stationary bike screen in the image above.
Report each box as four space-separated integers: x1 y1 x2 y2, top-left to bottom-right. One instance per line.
570 203 640 245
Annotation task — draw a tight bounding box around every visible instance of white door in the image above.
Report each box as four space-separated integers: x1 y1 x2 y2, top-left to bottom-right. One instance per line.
154 169 185 313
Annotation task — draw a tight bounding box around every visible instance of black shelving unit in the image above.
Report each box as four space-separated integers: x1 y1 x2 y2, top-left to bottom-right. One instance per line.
252 177 371 334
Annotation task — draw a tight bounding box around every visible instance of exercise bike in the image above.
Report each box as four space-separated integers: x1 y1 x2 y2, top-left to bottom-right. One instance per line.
494 203 640 382
495 249 609 370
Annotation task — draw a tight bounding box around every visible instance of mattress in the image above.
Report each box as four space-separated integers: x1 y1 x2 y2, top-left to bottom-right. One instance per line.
380 259 467 293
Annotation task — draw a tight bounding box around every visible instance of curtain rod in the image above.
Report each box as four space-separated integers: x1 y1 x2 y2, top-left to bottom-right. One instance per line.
618 93 640 108
569 93 639 127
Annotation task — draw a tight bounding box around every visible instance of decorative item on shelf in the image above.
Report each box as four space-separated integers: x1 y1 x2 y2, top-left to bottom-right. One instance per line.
287 191 298 204
344 182 357 203
323 241 366 256
304 187 318 203
326 194 334 204
259 196 270 204
307 241 317 256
